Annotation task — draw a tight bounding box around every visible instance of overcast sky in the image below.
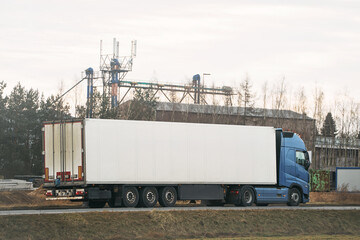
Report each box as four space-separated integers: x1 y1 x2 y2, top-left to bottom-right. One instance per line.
1 0 359 108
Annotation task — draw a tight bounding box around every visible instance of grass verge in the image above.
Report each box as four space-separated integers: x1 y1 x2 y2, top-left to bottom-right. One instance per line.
0 210 359 240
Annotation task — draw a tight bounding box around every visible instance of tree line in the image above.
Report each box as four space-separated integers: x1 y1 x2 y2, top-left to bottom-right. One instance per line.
0 77 359 177
0 81 71 178
226 77 360 140
0 81 157 178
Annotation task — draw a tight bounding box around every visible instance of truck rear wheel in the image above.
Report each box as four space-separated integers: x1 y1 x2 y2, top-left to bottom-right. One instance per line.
287 188 301 206
159 187 177 207
139 187 158 208
88 200 106 208
238 186 255 207
122 187 139 207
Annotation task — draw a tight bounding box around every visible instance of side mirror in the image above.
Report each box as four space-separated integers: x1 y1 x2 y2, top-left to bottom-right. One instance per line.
304 159 310 170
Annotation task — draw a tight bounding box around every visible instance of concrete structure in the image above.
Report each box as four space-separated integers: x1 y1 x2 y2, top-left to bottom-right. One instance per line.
0 179 33 191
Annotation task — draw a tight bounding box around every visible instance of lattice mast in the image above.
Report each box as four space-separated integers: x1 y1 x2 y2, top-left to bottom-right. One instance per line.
100 38 137 108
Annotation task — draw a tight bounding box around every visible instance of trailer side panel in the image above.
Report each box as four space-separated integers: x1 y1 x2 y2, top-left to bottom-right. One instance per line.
84 119 277 185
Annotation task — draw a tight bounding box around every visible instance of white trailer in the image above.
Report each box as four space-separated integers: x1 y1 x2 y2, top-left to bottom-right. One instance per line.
43 118 310 208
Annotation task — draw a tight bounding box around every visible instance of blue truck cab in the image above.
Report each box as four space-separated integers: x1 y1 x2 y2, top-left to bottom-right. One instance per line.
254 130 310 206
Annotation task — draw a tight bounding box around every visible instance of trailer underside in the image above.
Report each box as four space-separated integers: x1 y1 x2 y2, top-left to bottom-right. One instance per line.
45 183 308 208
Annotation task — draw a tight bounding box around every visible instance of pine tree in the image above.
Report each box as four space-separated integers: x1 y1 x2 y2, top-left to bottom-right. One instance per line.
0 82 72 177
4 83 40 176
321 112 337 137
127 89 158 120
0 81 7 176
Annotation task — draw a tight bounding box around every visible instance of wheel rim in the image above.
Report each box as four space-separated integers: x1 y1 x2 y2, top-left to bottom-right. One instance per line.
244 190 252 204
126 191 136 204
146 191 156 203
291 192 299 203
165 191 174 203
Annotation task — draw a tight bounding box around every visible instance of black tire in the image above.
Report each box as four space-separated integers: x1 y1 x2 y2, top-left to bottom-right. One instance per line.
238 186 255 207
159 187 177 207
139 187 158 208
88 200 106 208
122 187 139 208
287 188 301 206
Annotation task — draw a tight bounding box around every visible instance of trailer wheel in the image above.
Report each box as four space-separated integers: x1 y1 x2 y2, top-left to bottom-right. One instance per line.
138 187 158 208
88 200 106 208
287 188 301 206
122 187 139 207
238 186 255 206
159 187 177 207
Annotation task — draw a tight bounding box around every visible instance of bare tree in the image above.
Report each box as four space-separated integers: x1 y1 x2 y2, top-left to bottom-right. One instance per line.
238 74 256 124
313 86 325 134
169 89 178 103
261 81 268 121
333 91 360 167
272 77 287 112
271 77 287 126
210 83 220 123
293 86 307 115
334 92 352 138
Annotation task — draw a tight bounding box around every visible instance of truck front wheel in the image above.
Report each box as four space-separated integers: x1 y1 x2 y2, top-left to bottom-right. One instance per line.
122 187 139 207
287 188 301 206
159 187 177 207
237 186 255 207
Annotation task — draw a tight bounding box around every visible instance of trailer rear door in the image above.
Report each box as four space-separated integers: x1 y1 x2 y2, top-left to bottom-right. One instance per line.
43 121 84 184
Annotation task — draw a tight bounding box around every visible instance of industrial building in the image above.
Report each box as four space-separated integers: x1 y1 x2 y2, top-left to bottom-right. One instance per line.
314 136 360 171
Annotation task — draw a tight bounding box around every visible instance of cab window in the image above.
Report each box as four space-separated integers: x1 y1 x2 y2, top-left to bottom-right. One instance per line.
296 151 306 167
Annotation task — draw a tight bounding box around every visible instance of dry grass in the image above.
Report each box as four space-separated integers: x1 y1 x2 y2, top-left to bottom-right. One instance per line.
0 187 82 209
1 187 359 210
310 192 360 205
188 236 360 240
0 210 359 240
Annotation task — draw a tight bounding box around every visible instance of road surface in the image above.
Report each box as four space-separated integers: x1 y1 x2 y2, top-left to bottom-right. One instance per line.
1 205 359 216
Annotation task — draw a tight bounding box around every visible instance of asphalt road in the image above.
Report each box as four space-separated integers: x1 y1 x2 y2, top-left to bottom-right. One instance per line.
1 205 359 216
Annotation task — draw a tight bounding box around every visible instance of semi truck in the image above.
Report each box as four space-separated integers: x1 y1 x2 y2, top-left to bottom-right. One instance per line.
43 118 310 208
